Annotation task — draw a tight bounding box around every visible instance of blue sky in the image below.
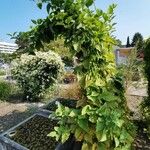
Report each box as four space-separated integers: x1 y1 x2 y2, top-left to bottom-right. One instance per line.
0 0 150 44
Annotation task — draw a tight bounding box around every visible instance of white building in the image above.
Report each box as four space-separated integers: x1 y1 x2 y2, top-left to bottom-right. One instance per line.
115 47 134 65
0 42 18 54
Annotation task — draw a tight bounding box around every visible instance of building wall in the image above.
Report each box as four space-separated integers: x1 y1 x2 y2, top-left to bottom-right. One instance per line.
0 42 18 54
115 47 134 65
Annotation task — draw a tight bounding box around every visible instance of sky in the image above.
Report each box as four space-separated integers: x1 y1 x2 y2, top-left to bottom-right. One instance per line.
0 0 150 44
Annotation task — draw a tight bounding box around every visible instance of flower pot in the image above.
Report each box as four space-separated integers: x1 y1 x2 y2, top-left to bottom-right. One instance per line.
56 134 82 150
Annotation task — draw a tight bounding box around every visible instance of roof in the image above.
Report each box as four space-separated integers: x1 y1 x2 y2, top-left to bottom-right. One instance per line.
116 47 134 57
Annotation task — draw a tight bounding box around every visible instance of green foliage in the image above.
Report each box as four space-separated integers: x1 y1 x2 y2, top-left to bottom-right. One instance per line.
9 32 31 54
119 48 142 91
43 38 73 66
131 32 144 52
126 36 130 48
142 38 150 137
0 53 12 64
144 38 150 101
116 39 122 47
0 80 12 100
21 0 135 149
12 51 64 101
10 33 73 66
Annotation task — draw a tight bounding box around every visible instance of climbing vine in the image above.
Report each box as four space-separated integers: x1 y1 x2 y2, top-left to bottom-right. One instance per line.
25 0 135 149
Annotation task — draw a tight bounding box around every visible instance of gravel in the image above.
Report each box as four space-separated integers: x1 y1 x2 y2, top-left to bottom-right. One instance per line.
0 102 44 133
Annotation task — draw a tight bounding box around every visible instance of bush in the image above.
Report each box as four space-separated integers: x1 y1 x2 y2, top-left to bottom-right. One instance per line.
142 38 150 137
0 81 12 100
12 51 64 101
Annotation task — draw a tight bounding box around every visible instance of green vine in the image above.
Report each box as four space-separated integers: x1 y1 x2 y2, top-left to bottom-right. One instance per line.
24 0 135 149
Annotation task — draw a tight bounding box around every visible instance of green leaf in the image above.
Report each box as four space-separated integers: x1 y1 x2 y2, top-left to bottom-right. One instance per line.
96 120 104 132
55 103 63 116
84 133 93 144
77 23 83 29
31 19 37 24
115 119 124 128
114 136 119 147
103 13 108 21
37 3 42 9
95 45 101 51
85 0 94 7
73 43 78 51
78 118 89 132
48 131 57 137
108 5 113 14
99 90 117 102
98 143 106 150
61 132 70 143
100 132 107 142
47 3 51 13
82 105 91 115
91 91 99 97
92 143 97 150
75 128 83 141
69 110 76 117
82 143 89 150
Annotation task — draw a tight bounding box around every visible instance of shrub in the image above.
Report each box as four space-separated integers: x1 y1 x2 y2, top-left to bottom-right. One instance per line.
142 38 150 137
12 51 64 101
22 0 135 149
118 48 144 92
0 80 12 100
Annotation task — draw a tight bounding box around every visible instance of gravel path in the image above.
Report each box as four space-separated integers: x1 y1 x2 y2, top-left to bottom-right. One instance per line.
0 102 44 133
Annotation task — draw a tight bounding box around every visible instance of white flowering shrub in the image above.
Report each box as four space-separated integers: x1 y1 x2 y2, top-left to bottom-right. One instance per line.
12 51 64 101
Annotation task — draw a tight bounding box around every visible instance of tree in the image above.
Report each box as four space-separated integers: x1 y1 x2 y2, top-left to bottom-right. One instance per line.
43 38 73 66
21 0 135 149
126 36 130 47
131 32 144 52
9 32 73 66
116 39 122 47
